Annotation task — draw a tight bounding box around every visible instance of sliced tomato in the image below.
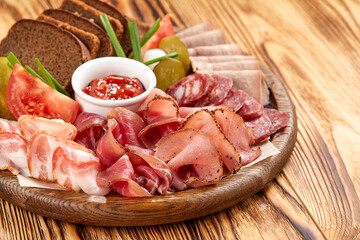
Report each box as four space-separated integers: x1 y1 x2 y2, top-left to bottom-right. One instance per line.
7 64 80 123
141 14 175 57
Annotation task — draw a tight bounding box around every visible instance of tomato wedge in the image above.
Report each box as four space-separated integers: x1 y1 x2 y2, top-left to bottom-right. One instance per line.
141 14 175 57
7 64 80 123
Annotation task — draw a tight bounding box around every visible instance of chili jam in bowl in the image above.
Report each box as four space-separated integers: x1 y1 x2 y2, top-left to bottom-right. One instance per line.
72 57 156 117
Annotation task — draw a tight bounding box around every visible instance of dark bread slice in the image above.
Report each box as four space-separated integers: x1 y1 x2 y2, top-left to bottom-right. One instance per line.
78 0 131 55
42 9 114 57
60 0 124 45
0 19 91 93
38 14 100 58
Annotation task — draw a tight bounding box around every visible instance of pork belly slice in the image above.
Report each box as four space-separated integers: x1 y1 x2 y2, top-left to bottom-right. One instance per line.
179 110 241 173
52 146 110 195
187 44 240 56
0 119 20 134
191 59 260 71
198 70 263 103
189 55 256 63
96 154 151 197
0 133 30 176
180 29 225 48
18 115 77 141
96 118 126 167
73 112 107 152
107 107 145 148
213 109 261 166
176 22 213 38
155 128 223 190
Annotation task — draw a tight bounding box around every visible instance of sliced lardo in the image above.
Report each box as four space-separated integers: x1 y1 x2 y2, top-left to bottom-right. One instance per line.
52 146 110 195
74 112 107 152
213 109 261 166
0 119 20 134
96 118 126 167
0 133 30 176
155 128 223 190
179 110 241 173
18 115 77 141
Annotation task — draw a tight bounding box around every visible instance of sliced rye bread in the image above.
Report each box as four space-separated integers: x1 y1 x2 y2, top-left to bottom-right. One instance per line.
42 9 114 57
78 0 131 55
60 0 124 44
38 14 100 59
0 19 91 93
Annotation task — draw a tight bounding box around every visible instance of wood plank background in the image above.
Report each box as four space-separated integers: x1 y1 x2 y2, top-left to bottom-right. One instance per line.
1 0 360 239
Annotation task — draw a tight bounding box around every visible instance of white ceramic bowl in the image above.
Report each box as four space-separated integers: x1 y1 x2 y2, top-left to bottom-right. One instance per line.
72 57 156 117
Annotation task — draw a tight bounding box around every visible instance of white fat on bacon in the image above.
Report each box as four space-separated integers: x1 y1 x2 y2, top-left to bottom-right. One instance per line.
0 133 30 176
18 115 77 141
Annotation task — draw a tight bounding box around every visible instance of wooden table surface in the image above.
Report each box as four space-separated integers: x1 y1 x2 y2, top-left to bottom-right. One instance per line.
1 0 360 239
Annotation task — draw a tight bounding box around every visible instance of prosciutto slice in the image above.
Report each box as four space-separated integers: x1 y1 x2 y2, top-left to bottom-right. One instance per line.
74 112 107 152
179 110 241 173
97 154 151 197
180 30 225 48
18 115 77 141
155 128 222 190
107 107 145 147
0 132 30 176
138 118 184 150
96 119 126 167
52 147 110 195
0 118 20 134
213 109 261 166
27 131 94 181
179 105 231 119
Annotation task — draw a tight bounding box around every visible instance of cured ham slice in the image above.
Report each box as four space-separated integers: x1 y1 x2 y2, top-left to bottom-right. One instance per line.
96 119 126 167
165 74 211 107
138 89 179 124
108 107 145 147
74 112 107 152
138 118 184 150
52 146 110 195
27 131 94 181
180 30 225 48
155 128 222 190
18 115 77 141
176 22 212 38
97 154 151 197
127 147 173 194
179 105 231 119
137 88 170 112
192 60 260 72
187 44 240 56
213 109 261 166
190 55 256 63
179 110 241 173
222 89 263 119
0 118 20 134
0 132 30 176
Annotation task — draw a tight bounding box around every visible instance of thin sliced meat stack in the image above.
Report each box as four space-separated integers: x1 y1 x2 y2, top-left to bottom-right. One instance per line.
180 30 225 48
155 128 223 190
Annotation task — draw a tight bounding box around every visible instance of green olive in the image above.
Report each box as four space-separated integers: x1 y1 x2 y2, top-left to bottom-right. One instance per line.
0 57 15 120
159 36 190 74
153 58 185 91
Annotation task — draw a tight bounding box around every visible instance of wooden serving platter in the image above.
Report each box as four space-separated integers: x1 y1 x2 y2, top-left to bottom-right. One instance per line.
0 65 297 227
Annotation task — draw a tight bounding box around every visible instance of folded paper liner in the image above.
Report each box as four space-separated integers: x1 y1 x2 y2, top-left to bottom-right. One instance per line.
17 141 280 190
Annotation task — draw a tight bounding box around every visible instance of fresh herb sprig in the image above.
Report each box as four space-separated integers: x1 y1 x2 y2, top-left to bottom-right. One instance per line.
144 52 179 65
128 21 142 62
100 14 126 58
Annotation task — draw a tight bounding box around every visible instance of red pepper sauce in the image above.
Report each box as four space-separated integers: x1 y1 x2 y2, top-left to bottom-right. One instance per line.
82 75 145 100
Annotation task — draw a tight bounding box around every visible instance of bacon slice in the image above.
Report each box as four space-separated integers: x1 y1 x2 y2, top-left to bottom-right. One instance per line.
96 119 126 167
0 132 30 176
0 118 20 134
138 118 184 150
179 110 241 173
27 131 93 181
74 112 107 152
213 109 261 166
107 107 145 148
155 128 223 190
18 115 77 141
97 154 151 197
52 147 110 195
